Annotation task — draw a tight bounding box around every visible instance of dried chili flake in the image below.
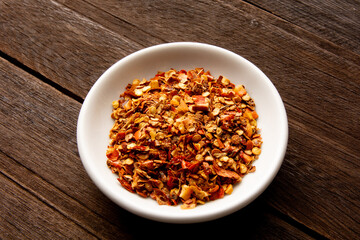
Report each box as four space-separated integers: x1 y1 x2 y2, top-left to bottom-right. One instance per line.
106 68 262 208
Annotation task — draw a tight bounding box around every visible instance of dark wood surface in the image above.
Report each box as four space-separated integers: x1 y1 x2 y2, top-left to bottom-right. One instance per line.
1 0 359 239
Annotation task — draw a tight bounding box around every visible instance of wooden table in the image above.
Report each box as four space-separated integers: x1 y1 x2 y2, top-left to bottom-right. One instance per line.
1 1 359 239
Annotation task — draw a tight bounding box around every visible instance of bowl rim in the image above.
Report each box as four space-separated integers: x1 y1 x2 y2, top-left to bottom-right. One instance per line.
77 42 288 223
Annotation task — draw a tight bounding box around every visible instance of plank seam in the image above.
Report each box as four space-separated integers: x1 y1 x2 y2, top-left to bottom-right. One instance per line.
0 150 104 239
284 103 360 159
0 149 123 237
0 51 84 104
1 147 325 238
0 170 100 239
240 0 360 61
56 1 359 140
267 205 330 240
284 99 359 143
2 51 358 236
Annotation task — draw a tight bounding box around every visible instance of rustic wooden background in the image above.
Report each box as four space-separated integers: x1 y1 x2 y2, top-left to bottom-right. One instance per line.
1 0 359 239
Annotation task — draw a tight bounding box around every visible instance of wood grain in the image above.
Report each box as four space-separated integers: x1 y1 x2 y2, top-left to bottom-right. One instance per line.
38 2 360 237
0 151 134 239
266 123 360 238
0 0 142 98
0 58 314 239
0 160 96 239
0 51 358 238
1 0 359 238
0 58 125 229
1 0 359 140
246 0 360 54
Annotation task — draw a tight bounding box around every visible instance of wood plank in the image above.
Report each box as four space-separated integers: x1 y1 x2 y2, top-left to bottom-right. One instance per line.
1 53 358 239
61 0 360 152
1 0 358 142
73 0 360 66
0 57 129 229
264 119 360 239
0 171 96 239
52 0 163 48
130 199 317 240
1 0 359 237
60 0 360 157
0 58 316 238
0 151 134 239
0 0 142 98
1 153 315 240
245 0 360 54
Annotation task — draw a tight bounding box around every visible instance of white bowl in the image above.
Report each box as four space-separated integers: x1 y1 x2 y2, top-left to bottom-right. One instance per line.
77 42 288 223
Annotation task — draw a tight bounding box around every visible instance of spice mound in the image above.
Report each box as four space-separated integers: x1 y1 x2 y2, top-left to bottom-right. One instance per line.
107 68 262 209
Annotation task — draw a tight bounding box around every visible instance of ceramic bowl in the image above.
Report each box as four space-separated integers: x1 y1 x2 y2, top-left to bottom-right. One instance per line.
77 42 288 223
